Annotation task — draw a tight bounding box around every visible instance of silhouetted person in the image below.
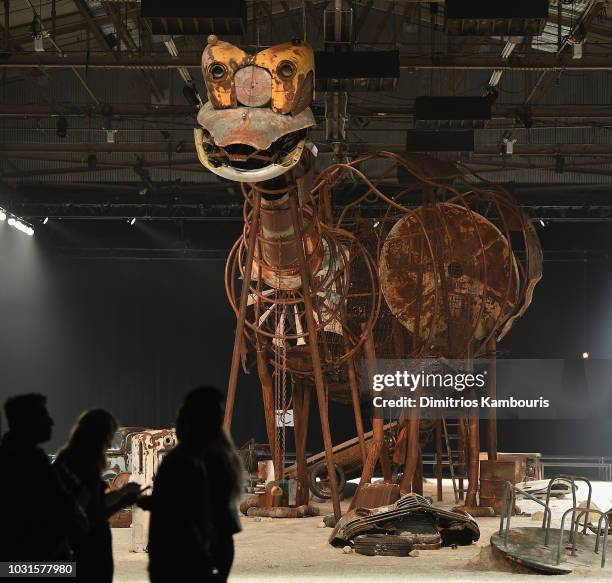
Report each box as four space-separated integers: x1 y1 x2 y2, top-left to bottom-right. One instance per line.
147 386 243 583
0 394 86 563
54 409 141 583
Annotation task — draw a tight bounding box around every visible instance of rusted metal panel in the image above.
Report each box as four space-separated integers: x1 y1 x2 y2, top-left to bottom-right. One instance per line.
201 37 315 115
201 39 249 109
284 422 398 480
234 66 273 108
479 460 518 511
352 483 401 509
105 426 147 481
252 42 315 115
380 202 519 355
196 102 315 151
255 192 323 290
129 429 177 553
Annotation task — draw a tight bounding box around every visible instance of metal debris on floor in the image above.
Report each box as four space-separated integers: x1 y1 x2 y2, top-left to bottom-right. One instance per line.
329 493 480 551
240 482 320 519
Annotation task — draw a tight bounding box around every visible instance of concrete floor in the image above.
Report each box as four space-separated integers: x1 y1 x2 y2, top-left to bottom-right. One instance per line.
112 480 612 582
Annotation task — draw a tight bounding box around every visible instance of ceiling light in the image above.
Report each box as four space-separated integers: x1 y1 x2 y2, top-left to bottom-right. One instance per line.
7 215 34 236
56 116 68 138
539 219 546 227
130 218 136 226
0 210 6 221
582 351 589 359
503 137 517 155
43 217 49 224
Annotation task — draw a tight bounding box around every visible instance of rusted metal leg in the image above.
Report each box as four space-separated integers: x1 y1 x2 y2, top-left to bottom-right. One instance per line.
465 402 480 508
288 191 341 521
349 331 383 511
487 338 498 462
379 439 393 483
292 378 310 506
256 347 281 481
414 448 423 495
435 419 443 502
399 414 420 492
347 356 367 467
349 417 385 510
224 191 262 429
458 417 467 501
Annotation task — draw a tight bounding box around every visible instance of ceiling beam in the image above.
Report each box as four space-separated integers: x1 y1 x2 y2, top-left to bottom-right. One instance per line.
3 51 612 70
1 142 612 157
3 103 612 121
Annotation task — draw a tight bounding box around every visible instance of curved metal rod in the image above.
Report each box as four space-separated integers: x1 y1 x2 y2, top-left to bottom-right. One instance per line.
544 476 592 535
594 512 610 567
557 507 580 565
557 506 609 567
500 481 552 546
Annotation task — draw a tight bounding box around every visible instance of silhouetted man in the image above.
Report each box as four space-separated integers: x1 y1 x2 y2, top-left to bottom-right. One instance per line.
0 394 86 563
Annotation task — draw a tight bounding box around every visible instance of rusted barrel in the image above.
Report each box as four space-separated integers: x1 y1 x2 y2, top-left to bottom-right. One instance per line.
479 460 517 512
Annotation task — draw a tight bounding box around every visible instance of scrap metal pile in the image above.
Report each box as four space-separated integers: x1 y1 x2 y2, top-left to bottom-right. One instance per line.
330 493 479 553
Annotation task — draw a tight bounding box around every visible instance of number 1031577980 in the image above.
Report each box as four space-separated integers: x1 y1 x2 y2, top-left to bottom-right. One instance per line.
1 562 75 578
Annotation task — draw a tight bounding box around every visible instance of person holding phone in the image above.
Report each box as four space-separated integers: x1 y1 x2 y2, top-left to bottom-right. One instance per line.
55 409 142 583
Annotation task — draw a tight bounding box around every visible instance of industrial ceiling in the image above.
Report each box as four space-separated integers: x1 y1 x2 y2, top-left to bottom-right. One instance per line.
2 0 612 225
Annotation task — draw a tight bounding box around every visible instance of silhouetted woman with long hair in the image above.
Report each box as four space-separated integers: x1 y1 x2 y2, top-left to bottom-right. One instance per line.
55 409 141 583
147 386 243 583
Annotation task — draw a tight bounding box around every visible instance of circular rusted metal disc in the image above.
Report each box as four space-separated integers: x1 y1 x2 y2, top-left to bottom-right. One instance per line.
235 65 272 107
111 471 131 491
379 203 519 353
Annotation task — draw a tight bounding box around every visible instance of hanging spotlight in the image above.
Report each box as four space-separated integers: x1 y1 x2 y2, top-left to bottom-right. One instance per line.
43 217 49 225
582 351 590 359
7 216 34 236
130 218 136 226
87 153 97 171
2 207 34 236
539 219 546 227
56 116 68 138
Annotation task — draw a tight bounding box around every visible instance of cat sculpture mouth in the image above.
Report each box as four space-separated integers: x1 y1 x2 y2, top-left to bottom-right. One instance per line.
194 102 315 183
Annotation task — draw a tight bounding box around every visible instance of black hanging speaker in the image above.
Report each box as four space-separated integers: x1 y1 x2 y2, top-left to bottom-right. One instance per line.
415 96 492 122
141 0 246 35
445 0 549 36
406 130 475 152
315 51 400 91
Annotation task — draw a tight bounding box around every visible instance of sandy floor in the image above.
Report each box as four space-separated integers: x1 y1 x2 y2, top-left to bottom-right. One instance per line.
112 480 612 582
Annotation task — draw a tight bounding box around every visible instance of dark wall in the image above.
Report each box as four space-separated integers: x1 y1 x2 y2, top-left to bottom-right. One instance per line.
497 223 612 456
1 219 611 456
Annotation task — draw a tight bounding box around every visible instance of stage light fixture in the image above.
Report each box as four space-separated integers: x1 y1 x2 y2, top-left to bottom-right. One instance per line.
56 116 68 138
582 351 590 359
7 215 34 236
43 217 49 224
130 218 136 226
0 210 6 221
539 219 546 227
